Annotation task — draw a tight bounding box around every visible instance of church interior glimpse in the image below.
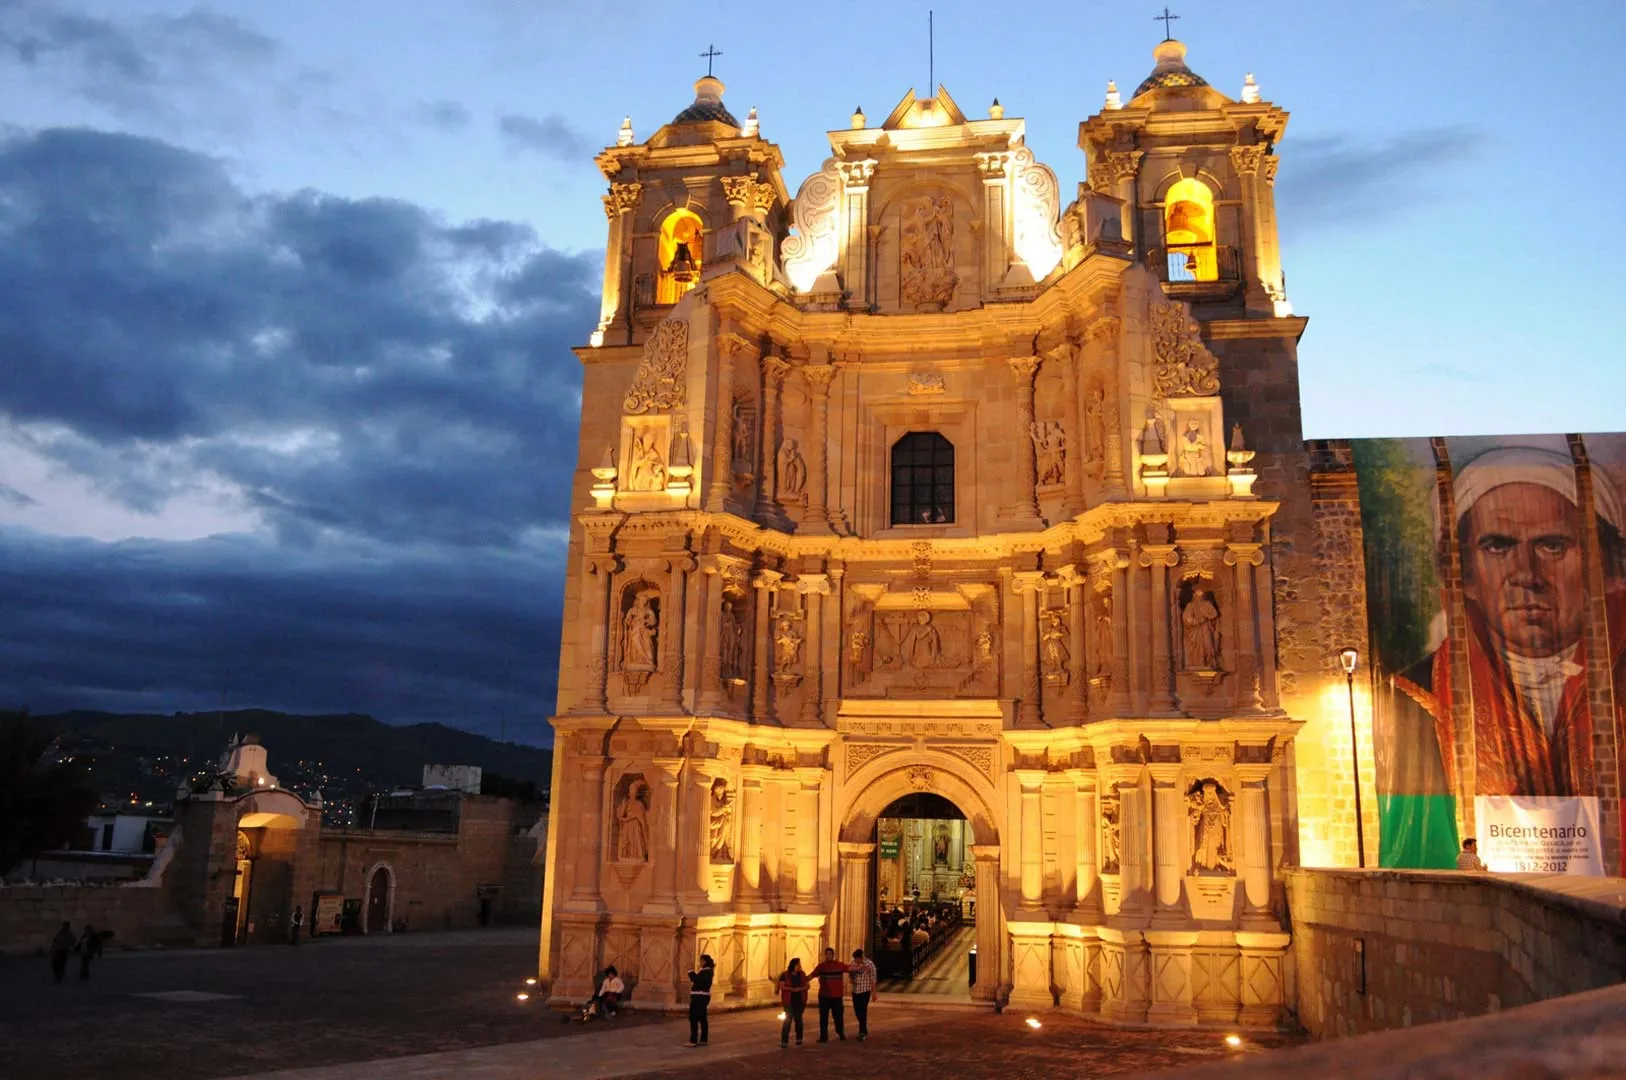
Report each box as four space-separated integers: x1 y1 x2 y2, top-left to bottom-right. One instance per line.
872 792 975 998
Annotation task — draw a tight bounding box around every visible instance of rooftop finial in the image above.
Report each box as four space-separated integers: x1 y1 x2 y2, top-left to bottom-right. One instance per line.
988 97 1004 120
616 115 633 147
1154 5 1180 41
699 43 723 78
851 105 866 130
1104 80 1122 110
743 105 759 136
1241 72 1260 103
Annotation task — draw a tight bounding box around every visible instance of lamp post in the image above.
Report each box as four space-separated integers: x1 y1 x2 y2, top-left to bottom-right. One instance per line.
1338 647 1366 868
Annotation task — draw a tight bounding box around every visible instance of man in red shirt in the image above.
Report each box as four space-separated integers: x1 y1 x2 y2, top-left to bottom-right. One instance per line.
808 947 849 1042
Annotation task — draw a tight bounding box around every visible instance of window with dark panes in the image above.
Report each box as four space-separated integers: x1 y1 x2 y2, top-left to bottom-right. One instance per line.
890 431 955 525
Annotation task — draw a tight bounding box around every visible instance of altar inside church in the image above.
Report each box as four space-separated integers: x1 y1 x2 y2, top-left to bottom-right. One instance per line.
875 793 974 913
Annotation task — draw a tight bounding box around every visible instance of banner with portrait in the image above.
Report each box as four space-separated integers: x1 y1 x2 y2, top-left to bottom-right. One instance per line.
1354 435 1621 871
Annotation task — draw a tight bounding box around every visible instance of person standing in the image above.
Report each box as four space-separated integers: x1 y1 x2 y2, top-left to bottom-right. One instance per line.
76 924 101 981
809 947 849 1042
686 953 715 1047
777 957 808 1047
848 948 878 1041
50 922 74 983
290 905 304 946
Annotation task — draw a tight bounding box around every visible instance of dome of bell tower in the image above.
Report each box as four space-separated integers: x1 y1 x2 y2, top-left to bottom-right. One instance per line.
1132 38 1210 97
671 75 739 128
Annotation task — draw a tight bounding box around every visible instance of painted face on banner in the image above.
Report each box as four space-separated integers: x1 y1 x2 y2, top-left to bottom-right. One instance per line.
1461 482 1586 658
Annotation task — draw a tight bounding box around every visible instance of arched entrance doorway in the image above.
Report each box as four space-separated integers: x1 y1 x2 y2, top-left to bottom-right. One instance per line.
836 756 1004 1005
869 792 975 999
364 863 394 934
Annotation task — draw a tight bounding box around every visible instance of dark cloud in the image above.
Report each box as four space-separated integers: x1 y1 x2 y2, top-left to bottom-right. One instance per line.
0 125 600 740
1274 126 1485 231
0 484 36 509
417 99 473 132
0 3 279 123
0 528 564 740
498 113 590 162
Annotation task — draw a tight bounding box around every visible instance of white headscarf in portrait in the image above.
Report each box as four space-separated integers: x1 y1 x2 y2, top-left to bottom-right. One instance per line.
1435 445 1623 546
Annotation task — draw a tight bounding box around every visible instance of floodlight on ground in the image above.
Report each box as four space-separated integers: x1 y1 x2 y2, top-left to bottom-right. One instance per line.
525 977 537 986
1025 1018 1042 1029
1225 1034 1243 1048
516 993 530 1003
777 1012 787 1020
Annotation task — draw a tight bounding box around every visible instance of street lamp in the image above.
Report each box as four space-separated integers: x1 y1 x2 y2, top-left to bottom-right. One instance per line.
1338 647 1366 868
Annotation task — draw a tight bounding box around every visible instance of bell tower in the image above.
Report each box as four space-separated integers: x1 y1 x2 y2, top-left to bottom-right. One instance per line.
590 72 790 348
1079 38 1290 320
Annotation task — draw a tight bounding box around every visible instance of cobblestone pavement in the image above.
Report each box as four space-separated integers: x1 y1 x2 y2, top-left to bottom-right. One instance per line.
0 926 667 1080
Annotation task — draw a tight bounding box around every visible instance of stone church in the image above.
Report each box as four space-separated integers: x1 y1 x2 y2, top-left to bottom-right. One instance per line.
540 38 1369 1026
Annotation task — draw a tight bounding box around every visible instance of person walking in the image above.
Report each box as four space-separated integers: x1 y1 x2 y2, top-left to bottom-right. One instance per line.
76 924 101 981
290 905 304 946
49 922 74 984
848 948 878 1041
809 947 849 1042
777 957 809 1047
686 953 715 1047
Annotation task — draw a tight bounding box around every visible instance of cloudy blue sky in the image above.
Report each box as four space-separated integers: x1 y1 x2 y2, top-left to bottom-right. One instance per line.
0 0 1620 743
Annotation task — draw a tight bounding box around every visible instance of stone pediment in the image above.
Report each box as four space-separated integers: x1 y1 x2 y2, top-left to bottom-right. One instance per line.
880 85 968 129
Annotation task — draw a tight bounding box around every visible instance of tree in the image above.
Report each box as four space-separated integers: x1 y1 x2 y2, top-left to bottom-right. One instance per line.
0 711 101 877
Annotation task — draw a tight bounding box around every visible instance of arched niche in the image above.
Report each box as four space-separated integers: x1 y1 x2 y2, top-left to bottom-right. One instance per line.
1162 176 1218 282
656 208 704 303
838 753 1001 846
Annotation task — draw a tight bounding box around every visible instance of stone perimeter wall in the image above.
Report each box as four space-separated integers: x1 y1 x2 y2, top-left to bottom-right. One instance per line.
1285 868 1626 1038
0 883 185 955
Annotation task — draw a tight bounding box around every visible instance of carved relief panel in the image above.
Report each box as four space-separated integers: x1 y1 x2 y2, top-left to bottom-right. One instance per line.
842 579 999 697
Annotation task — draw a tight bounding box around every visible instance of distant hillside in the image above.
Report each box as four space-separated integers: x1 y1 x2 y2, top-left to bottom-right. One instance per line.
38 709 554 806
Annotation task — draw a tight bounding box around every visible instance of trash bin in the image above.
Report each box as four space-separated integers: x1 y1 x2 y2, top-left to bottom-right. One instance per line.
968 945 977 987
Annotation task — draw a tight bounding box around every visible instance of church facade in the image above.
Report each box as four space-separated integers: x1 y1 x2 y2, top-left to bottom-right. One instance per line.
540 39 1370 1026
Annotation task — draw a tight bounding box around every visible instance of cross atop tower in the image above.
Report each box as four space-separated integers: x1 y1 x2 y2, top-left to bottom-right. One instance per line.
1154 6 1180 40
699 44 723 77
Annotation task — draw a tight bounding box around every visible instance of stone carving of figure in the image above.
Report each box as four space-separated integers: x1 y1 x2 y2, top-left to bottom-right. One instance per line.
616 778 650 862
773 612 803 674
628 433 667 491
900 194 959 308
1093 590 1114 675
719 597 743 678
622 591 659 671
848 629 869 670
1099 796 1122 874
1084 385 1105 463
1030 420 1066 486
731 396 753 464
1181 588 1221 671
1178 420 1210 477
1188 780 1234 875
778 439 807 497
1041 608 1070 676
897 610 942 670
975 627 996 664
708 777 735 862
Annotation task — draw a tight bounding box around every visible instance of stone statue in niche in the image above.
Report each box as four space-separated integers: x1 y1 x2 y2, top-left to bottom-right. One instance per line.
778 439 807 499
627 432 667 491
773 611 804 674
1178 420 1211 477
1187 779 1235 875
1030 420 1066 486
708 777 735 862
1099 794 1122 874
847 629 870 671
1084 385 1105 465
621 588 660 673
897 610 943 670
933 823 950 865
1181 586 1222 671
1040 607 1070 680
900 194 958 309
719 596 744 679
975 627 997 664
615 776 651 862
730 391 755 466
1093 589 1114 676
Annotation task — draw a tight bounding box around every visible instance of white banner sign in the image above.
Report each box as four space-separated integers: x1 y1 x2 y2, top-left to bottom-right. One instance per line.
1474 796 1604 875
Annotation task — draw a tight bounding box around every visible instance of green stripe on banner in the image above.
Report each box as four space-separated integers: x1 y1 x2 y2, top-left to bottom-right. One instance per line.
1378 794 1459 868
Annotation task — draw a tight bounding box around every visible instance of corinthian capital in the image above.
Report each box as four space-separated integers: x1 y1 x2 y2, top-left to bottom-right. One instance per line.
720 174 758 208
1229 145 1267 177
1090 150 1142 192
802 363 837 395
1007 355 1042 381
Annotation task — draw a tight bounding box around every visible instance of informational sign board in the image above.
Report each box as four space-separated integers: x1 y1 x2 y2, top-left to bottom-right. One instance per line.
879 836 900 859
1474 796 1604 875
312 891 345 936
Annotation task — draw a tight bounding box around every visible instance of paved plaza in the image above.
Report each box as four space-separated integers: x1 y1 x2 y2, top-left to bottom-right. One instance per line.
0 925 1307 1080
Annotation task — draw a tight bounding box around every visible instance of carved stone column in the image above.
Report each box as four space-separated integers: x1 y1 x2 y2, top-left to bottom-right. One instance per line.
797 572 831 726
1148 763 1185 924
1140 544 1180 715
1095 151 1142 253
737 772 768 910
1226 542 1266 712
662 555 694 712
837 841 876 953
1006 356 1044 525
1111 771 1150 921
801 363 837 534
971 844 1003 1002
1053 344 1084 515
794 774 822 908
1229 144 1286 316
564 753 606 910
1072 776 1101 919
1015 770 1045 914
838 160 878 308
1065 568 1089 722
822 564 844 715
1012 570 1045 727
975 152 1011 295
642 759 682 914
595 182 640 342
750 569 781 722
707 335 746 513
720 174 755 222
1108 551 1133 715
576 553 618 714
755 356 790 521
686 762 715 910
1236 762 1275 926
1252 553 1281 709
